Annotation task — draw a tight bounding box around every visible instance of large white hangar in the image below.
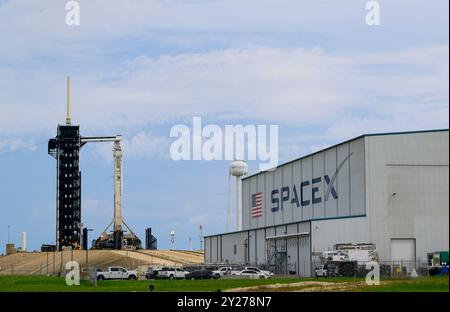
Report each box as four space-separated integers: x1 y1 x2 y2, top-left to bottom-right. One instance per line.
204 129 449 276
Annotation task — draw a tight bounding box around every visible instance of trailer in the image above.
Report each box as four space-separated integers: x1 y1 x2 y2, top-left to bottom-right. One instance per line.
315 261 357 278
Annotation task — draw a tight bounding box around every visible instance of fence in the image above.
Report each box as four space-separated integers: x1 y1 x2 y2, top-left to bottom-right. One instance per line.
0 250 206 280
311 259 432 279
202 259 439 279
1 253 439 280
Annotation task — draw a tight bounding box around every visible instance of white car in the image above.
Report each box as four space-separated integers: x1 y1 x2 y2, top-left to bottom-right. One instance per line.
236 269 271 279
315 264 328 277
157 267 189 280
244 266 274 277
96 266 138 280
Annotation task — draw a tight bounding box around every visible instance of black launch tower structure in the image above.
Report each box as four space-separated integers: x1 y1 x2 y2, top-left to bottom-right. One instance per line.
47 77 144 251
48 125 82 250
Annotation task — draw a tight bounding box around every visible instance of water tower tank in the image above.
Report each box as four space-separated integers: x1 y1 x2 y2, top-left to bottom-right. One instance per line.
228 160 248 231
229 160 248 177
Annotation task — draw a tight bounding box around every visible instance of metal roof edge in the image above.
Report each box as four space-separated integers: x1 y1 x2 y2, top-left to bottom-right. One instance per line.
243 128 449 180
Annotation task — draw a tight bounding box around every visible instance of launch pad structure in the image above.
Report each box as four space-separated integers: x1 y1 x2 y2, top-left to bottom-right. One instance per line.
48 77 141 250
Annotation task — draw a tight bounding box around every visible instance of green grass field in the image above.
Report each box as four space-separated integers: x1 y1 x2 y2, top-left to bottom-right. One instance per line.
358 277 449 292
0 275 448 292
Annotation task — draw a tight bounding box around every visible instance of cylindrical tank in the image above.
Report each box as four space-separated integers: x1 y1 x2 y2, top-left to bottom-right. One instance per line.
229 160 249 177
21 232 27 252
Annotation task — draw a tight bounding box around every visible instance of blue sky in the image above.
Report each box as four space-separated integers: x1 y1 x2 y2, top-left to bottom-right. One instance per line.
0 0 448 253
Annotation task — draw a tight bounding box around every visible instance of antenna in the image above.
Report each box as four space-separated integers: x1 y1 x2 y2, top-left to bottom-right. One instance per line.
66 76 71 126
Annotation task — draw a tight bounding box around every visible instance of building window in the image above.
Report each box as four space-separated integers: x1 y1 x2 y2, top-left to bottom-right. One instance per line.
233 245 237 255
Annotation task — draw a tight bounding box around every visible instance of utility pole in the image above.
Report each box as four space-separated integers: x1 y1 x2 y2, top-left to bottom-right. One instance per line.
7 225 10 243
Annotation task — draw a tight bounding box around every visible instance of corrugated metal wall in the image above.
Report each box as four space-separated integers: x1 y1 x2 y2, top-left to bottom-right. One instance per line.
311 216 369 253
204 221 312 276
242 137 366 230
206 130 449 270
365 131 449 261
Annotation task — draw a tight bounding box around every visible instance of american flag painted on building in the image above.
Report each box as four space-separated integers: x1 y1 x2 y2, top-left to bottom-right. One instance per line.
251 192 263 218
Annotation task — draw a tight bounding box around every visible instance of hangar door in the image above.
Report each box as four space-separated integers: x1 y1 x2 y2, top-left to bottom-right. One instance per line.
390 239 416 270
266 232 310 276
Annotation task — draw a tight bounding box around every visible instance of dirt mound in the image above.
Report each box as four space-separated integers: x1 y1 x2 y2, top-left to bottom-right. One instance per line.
0 249 204 275
225 281 366 292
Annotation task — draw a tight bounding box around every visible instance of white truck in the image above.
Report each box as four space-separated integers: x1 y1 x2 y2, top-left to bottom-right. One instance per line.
321 248 377 264
96 266 138 280
322 250 348 262
156 267 189 280
211 267 235 278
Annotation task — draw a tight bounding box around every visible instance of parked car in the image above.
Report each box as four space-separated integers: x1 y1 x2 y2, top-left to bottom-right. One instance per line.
315 264 328 277
211 266 234 278
429 264 449 276
145 268 159 280
185 269 215 280
157 267 189 280
235 269 270 279
244 266 274 277
97 266 138 280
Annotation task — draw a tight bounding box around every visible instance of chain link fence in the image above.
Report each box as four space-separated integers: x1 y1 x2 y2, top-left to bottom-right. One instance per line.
202 259 444 279
2 252 444 281
311 259 433 278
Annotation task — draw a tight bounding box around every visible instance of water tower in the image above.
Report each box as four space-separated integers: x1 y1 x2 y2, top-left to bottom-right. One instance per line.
228 160 248 231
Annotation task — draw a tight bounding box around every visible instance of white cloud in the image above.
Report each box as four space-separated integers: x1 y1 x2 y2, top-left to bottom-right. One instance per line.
1 45 448 139
0 138 37 154
0 1 448 160
90 132 170 161
1 1 446 55
125 132 171 159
